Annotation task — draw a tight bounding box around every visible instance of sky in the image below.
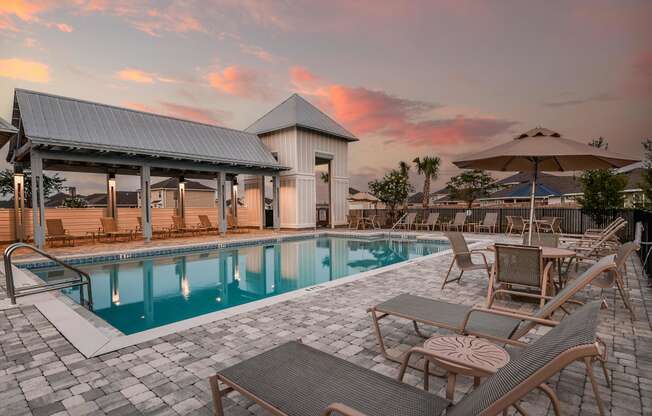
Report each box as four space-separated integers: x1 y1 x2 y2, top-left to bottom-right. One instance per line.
0 0 650 196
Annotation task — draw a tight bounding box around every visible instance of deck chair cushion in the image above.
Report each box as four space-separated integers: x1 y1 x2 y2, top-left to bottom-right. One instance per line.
375 293 521 340
447 301 601 416
218 341 450 416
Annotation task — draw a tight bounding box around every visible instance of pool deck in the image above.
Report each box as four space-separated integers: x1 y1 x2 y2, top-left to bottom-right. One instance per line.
0 231 651 416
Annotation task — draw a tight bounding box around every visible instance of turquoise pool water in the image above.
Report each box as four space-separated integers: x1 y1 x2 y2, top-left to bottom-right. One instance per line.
31 236 449 334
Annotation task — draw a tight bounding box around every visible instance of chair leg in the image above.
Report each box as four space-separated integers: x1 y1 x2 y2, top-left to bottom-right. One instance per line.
209 376 225 416
538 384 561 416
615 276 635 319
441 257 456 289
585 357 607 416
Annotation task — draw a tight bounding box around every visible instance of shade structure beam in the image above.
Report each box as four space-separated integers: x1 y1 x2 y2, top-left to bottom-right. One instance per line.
140 165 152 241
30 150 46 248
217 172 227 235
13 166 25 242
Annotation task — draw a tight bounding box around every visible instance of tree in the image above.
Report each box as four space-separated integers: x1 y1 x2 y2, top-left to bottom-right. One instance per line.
579 137 627 221
413 156 441 208
641 139 652 209
61 196 87 208
368 169 413 221
398 161 411 210
0 169 65 207
446 169 497 208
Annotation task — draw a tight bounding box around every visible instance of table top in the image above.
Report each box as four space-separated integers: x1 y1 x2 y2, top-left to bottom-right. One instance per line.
423 335 510 375
486 244 575 259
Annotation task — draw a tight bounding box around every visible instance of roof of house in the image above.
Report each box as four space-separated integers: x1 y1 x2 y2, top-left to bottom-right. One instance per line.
11 89 284 169
245 94 358 141
45 192 79 207
348 187 361 195
0 115 17 148
488 182 561 199
150 178 214 191
85 191 139 206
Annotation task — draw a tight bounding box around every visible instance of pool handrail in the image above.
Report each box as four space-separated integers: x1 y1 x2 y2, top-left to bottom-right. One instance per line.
3 242 93 310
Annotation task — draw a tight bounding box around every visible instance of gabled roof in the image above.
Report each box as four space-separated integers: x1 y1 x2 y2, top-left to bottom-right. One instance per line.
12 89 284 169
489 182 561 199
85 191 139 206
245 94 357 141
150 178 214 191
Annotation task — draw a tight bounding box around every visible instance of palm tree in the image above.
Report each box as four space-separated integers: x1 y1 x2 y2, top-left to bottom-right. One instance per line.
398 161 410 211
413 156 441 209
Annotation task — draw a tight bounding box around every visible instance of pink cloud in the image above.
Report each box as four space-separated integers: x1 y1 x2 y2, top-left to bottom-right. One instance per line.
123 101 229 125
208 65 269 99
239 43 275 62
0 58 50 83
625 51 652 97
291 67 516 146
115 68 179 84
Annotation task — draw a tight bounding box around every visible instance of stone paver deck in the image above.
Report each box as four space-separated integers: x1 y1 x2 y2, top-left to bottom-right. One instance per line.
0 232 651 416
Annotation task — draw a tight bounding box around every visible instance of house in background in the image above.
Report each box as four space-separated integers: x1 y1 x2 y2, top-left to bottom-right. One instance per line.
142 178 216 209
407 187 459 207
45 190 138 208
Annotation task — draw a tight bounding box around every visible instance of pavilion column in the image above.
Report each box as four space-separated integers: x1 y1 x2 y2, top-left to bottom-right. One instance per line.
140 165 152 241
217 172 227 235
106 173 117 218
13 166 25 242
231 177 238 218
177 177 186 220
328 161 335 229
259 176 266 230
272 174 280 230
30 150 46 248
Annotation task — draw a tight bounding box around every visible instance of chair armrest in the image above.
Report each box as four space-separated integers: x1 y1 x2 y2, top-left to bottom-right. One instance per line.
461 307 560 339
322 403 368 416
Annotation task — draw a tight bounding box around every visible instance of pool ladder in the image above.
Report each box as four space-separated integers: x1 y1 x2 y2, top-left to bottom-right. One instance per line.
3 242 93 310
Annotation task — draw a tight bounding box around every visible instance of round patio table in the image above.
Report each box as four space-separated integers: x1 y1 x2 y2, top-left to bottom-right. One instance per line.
422 335 510 400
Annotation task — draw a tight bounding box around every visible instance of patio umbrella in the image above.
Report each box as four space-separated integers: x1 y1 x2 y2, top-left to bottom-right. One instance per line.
453 127 640 244
349 192 380 204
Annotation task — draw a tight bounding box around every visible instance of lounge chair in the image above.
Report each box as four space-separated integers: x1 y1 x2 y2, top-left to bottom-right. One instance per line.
368 255 616 364
137 216 171 239
198 215 220 233
560 217 624 243
171 215 204 235
227 214 248 233
395 212 417 230
441 232 491 289
210 301 608 416
590 241 638 318
487 244 549 308
444 212 466 231
45 218 83 247
415 212 440 231
99 217 135 242
475 212 497 233
566 221 626 264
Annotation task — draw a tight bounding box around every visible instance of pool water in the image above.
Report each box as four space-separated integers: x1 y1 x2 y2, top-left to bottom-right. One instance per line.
31 236 449 334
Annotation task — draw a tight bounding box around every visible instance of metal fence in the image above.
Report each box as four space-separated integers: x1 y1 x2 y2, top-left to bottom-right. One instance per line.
351 207 652 279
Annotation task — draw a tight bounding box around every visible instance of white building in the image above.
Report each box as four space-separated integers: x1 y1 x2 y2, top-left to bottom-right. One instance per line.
238 94 357 229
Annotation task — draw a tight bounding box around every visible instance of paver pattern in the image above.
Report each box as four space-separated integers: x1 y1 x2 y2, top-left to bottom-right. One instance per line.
0 232 651 416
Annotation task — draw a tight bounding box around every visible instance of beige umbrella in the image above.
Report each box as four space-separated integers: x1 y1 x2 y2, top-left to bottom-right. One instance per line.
349 192 380 203
453 127 640 243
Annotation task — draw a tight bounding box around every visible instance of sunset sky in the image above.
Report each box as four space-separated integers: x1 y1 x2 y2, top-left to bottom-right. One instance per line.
0 0 650 195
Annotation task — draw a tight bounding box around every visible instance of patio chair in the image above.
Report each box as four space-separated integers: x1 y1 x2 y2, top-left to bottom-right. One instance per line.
227 214 248 233
171 215 203 236
590 241 638 318
476 212 498 233
347 213 361 229
539 216 562 233
415 212 440 231
367 254 616 366
566 221 626 265
505 216 530 236
137 216 171 239
211 301 608 416
487 244 549 308
99 217 135 242
444 212 466 231
395 212 417 230
198 215 220 233
441 232 491 289
45 219 82 247
523 232 559 248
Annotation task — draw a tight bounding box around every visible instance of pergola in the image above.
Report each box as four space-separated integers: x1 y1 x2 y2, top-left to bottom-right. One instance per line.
5 89 287 248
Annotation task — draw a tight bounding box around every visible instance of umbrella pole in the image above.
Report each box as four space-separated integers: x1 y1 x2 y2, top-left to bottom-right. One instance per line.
527 161 538 245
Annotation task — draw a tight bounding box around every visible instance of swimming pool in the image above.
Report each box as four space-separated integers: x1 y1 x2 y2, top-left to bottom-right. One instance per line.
29 235 449 334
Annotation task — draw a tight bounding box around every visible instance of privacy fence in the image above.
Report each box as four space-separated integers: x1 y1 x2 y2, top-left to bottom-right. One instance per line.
350 206 652 279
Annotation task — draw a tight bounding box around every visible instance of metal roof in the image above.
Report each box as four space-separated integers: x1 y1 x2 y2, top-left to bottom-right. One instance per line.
245 93 358 141
0 115 17 149
13 89 284 170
